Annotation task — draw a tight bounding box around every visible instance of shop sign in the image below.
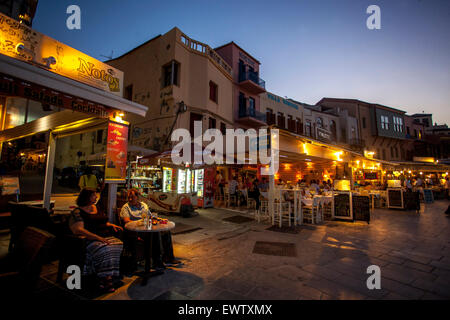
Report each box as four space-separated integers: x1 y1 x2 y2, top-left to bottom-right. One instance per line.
0 73 112 117
105 120 129 182
316 127 332 142
0 13 123 96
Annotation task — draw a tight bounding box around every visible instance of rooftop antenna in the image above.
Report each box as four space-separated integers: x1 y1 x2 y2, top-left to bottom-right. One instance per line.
100 50 114 60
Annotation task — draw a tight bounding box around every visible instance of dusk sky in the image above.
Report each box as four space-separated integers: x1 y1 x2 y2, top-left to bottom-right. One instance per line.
33 0 450 125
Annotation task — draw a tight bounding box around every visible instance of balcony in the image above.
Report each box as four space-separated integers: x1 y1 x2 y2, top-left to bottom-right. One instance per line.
179 33 232 77
237 106 266 127
238 71 266 94
349 138 366 152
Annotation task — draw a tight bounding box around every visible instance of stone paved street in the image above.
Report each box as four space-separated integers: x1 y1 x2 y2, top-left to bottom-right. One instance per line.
105 200 450 300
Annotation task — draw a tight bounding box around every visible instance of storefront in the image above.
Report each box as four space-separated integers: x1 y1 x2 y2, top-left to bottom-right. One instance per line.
0 13 147 220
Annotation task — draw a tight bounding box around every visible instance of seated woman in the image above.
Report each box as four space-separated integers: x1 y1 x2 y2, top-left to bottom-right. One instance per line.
120 189 181 268
68 189 123 293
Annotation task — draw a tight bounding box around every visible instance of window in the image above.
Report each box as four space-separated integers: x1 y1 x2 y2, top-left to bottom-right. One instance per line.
162 60 180 87
395 147 399 158
305 120 312 137
414 129 417 137
4 98 57 130
208 117 216 129
391 146 394 158
316 117 323 128
248 97 255 115
381 115 389 130
362 117 366 129
209 81 218 103
407 126 410 135
125 85 133 101
220 122 226 135
393 116 403 132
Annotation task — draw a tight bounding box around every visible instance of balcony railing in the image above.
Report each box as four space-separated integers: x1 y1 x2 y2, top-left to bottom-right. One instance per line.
239 106 266 122
180 33 232 76
239 71 266 89
349 138 365 147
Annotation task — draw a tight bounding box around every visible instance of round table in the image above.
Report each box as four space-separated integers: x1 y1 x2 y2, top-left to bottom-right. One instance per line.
125 220 175 285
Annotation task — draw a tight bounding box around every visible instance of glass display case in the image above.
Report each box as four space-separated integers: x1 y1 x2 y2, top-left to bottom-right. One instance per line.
163 167 174 192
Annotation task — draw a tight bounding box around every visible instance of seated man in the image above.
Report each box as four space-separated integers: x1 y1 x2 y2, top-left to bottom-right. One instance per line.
120 189 181 269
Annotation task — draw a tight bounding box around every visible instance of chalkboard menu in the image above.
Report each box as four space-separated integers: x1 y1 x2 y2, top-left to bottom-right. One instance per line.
364 172 378 180
404 191 420 211
353 195 370 222
388 189 403 209
423 189 434 204
334 193 351 219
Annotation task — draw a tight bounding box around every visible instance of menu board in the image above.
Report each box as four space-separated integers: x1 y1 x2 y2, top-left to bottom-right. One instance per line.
353 195 370 222
364 172 378 180
404 191 420 210
0 176 20 195
334 193 351 219
423 189 434 204
388 189 403 209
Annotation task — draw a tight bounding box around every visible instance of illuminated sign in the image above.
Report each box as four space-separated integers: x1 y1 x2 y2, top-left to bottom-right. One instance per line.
0 73 113 117
0 13 123 96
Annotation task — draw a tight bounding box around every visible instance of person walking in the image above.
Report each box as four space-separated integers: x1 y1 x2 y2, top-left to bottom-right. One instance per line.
79 167 99 191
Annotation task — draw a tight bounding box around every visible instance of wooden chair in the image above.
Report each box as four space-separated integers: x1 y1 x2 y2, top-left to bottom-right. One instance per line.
1 227 55 296
302 197 322 224
273 200 292 228
224 189 237 208
257 198 270 223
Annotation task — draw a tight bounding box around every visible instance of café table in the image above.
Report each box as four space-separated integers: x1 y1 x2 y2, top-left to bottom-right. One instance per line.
125 219 175 285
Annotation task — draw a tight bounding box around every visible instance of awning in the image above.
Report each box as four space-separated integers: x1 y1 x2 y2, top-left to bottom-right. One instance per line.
0 110 107 142
127 145 158 156
0 54 147 117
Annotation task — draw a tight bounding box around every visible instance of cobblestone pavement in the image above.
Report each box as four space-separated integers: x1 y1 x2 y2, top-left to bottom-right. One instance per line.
105 200 450 300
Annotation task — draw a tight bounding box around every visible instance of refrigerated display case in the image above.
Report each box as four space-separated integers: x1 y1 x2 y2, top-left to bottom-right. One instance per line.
163 167 174 192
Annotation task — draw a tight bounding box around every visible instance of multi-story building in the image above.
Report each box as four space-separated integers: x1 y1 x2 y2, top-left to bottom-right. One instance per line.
215 42 266 130
107 27 235 151
260 92 303 135
411 113 433 133
317 98 409 161
403 115 426 161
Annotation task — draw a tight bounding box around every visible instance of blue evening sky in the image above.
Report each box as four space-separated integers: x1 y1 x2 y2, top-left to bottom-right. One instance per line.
33 0 450 125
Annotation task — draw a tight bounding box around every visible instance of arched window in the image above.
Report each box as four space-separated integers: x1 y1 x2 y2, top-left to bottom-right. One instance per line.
316 117 323 129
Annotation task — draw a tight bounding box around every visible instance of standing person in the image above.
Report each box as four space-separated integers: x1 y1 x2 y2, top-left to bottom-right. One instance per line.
228 176 238 206
445 177 450 200
249 178 261 211
79 167 98 191
215 170 224 206
68 189 123 292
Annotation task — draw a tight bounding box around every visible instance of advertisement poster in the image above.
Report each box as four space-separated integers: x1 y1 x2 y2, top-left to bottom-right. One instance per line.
105 120 129 182
0 176 20 195
203 167 215 208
